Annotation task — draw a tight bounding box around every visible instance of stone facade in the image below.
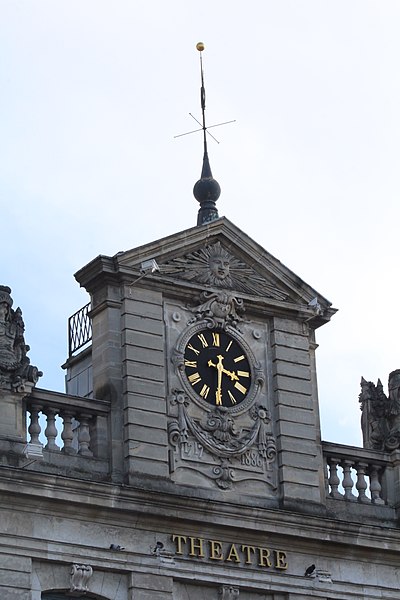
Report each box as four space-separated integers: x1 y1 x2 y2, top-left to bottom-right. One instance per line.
1 218 400 599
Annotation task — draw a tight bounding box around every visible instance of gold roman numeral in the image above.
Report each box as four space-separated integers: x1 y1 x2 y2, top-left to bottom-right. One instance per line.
234 382 247 394
184 360 197 368
187 343 200 356
188 372 201 385
226 340 233 352
200 384 210 399
237 370 250 378
197 333 208 348
228 390 237 404
233 355 245 363
212 332 220 347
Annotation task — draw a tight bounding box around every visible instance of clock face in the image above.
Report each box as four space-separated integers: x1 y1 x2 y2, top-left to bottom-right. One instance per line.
183 329 252 408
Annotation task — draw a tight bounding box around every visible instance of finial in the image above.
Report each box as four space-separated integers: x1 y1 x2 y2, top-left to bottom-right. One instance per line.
193 42 221 226
174 43 235 226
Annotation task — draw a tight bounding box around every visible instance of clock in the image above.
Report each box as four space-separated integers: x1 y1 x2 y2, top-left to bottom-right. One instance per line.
183 328 252 408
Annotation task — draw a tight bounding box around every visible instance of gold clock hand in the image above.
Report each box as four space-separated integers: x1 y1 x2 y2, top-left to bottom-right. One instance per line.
215 354 223 405
221 367 239 381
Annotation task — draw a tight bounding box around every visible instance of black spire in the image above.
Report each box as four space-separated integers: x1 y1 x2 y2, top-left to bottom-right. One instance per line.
193 42 221 226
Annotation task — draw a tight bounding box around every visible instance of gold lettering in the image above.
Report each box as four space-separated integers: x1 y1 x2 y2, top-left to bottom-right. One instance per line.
212 332 220 346
209 539 224 560
258 547 272 567
184 359 197 368
234 381 247 394
274 550 288 570
189 537 205 558
187 343 200 355
241 544 256 564
171 534 187 555
225 543 241 563
197 333 208 348
226 340 233 351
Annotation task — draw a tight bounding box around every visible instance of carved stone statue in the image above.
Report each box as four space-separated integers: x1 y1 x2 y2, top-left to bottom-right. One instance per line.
359 370 400 450
0 286 42 391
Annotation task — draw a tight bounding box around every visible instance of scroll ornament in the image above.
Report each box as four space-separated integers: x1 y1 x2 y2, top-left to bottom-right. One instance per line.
169 391 276 488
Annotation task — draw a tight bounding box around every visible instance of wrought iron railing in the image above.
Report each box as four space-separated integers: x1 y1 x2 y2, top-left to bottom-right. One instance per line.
68 303 92 356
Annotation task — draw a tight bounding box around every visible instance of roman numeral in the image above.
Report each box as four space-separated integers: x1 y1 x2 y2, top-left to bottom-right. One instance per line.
228 390 237 404
187 343 200 356
237 370 249 378
233 355 245 363
197 333 208 348
188 372 201 385
184 360 197 368
226 340 233 352
234 382 247 395
212 332 220 347
200 384 210 399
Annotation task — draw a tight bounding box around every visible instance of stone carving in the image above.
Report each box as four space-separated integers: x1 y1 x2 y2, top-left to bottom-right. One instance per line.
359 370 400 450
70 563 93 593
218 585 240 599
0 286 42 390
169 391 276 489
189 291 244 329
162 242 287 300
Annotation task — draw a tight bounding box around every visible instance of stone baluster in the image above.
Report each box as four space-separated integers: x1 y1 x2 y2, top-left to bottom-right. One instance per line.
356 462 370 503
77 413 93 457
369 464 385 505
44 407 60 451
28 404 42 445
328 458 343 499
341 460 357 501
61 411 76 455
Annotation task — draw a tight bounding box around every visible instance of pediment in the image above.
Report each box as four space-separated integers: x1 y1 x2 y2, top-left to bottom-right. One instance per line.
76 217 336 325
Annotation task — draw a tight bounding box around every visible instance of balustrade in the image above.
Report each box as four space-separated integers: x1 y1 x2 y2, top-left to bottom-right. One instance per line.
323 442 388 505
26 388 109 459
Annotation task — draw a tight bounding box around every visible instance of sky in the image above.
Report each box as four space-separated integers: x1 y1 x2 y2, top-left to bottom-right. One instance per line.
1 1 400 447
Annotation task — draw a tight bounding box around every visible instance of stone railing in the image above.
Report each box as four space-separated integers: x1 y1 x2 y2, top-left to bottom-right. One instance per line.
323 441 392 505
26 387 110 463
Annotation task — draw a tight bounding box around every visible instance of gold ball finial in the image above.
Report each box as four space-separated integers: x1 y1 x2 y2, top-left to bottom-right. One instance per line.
196 42 205 52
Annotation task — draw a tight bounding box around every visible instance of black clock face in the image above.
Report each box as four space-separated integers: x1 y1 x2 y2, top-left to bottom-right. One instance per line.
183 329 252 408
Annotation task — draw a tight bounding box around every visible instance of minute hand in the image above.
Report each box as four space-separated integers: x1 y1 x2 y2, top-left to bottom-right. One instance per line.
208 356 239 381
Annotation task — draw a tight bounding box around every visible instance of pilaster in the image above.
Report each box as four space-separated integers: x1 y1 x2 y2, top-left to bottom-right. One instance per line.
270 317 325 509
122 286 168 483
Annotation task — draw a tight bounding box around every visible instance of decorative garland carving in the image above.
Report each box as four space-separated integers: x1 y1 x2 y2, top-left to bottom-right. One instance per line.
169 391 276 489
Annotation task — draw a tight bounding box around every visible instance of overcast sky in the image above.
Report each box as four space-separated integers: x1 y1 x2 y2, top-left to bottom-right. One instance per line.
1 1 400 447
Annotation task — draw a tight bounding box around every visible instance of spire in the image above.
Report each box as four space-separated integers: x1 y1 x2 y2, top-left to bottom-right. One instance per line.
193 42 221 226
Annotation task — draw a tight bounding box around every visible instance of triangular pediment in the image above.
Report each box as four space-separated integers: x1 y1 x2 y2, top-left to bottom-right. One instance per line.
76 217 336 326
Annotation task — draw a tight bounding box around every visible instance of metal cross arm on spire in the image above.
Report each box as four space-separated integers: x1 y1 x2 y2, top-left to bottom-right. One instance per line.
175 42 235 227
174 42 236 145
174 116 236 144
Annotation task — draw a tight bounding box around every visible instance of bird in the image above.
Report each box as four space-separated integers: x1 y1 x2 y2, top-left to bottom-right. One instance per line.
305 564 316 577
